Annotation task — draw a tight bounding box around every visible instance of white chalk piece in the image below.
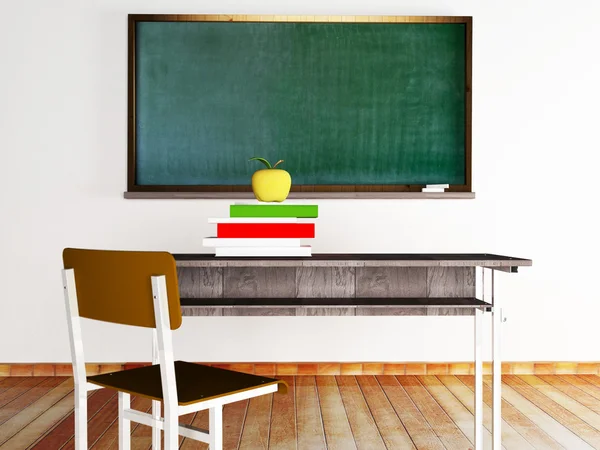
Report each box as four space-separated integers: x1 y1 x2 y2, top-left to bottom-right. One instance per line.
422 184 449 193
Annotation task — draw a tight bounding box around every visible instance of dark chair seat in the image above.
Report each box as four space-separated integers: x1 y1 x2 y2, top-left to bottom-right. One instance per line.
88 361 287 406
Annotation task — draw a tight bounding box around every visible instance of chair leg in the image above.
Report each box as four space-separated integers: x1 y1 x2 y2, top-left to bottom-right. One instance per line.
74 387 87 450
209 406 223 450
152 400 161 450
164 405 178 450
119 392 131 450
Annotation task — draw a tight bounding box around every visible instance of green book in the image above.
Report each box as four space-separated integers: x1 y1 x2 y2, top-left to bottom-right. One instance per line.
230 204 318 218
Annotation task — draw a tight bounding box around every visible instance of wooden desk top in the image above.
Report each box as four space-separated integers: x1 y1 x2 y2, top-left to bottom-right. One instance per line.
174 253 532 268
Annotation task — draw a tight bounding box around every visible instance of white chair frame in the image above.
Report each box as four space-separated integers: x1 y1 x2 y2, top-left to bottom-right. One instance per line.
63 269 280 449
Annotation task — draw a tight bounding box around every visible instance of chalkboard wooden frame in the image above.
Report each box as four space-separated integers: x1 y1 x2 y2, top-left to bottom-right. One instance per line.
127 15 473 198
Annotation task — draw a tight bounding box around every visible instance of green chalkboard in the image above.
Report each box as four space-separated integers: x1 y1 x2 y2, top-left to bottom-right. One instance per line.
131 17 470 191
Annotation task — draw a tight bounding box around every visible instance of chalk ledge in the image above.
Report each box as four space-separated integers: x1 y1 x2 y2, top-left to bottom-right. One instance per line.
124 191 476 200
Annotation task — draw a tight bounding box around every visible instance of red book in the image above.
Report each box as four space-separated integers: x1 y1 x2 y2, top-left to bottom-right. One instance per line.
217 223 315 238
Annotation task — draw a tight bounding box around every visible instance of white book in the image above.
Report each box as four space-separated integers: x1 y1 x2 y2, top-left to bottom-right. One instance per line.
208 217 299 224
203 237 301 247
208 217 317 224
215 246 312 257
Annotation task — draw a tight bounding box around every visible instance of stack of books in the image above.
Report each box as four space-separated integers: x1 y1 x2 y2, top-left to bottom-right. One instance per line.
203 203 318 257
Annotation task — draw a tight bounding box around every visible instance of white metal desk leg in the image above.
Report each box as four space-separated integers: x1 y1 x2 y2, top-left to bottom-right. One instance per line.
152 329 161 450
492 271 502 449
209 406 223 449
474 307 483 450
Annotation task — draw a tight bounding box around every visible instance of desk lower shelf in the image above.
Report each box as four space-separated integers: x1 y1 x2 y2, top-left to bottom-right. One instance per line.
181 297 491 316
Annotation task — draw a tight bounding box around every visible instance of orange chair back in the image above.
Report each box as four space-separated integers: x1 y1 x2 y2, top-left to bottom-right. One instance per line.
63 248 182 329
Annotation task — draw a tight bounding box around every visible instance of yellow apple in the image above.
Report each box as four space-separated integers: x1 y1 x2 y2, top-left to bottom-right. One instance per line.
251 169 292 202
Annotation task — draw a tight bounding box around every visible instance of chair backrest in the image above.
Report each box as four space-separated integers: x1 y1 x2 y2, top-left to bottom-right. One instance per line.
62 248 182 330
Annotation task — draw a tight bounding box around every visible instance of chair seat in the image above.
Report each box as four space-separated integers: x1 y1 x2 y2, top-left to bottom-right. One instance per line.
88 361 287 406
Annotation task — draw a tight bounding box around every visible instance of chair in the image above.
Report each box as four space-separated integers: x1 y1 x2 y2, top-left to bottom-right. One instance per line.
62 248 287 449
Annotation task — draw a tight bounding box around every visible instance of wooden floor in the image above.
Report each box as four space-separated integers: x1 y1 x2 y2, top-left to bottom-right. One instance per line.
2 375 600 449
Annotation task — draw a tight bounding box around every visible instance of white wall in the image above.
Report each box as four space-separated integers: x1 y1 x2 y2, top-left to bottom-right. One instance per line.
1 0 599 364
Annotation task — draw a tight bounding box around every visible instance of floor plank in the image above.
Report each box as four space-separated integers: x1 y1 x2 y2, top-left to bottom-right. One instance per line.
315 376 355 449
0 378 74 447
238 392 272 449
504 375 600 448
223 400 249 450
30 387 108 449
562 375 600 402
490 377 590 449
357 375 415 449
336 376 386 449
577 375 600 400
520 375 600 431
438 375 532 449
269 376 297 450
0 378 47 410
541 375 600 414
377 375 445 450
295 376 326 450
0 377 31 392
418 375 492 448
0 378 64 426
457 375 562 449
0 379 75 449
398 375 471 450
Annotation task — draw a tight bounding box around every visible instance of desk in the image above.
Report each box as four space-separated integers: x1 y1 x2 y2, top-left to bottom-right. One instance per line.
174 253 532 449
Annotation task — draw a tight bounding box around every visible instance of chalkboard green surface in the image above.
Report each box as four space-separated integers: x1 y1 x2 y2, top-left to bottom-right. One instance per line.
134 20 467 187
